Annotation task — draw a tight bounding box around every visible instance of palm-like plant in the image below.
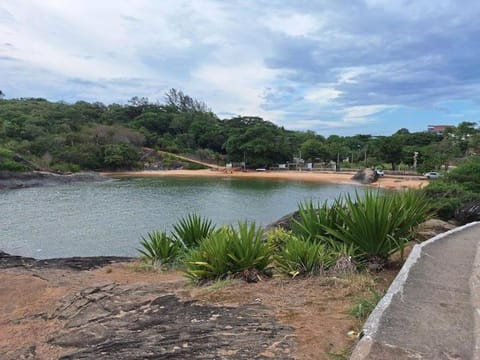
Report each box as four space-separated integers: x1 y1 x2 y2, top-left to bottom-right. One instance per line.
183 228 231 281
291 200 344 243
323 191 405 262
138 230 183 268
275 237 333 278
392 189 432 240
227 221 272 274
172 214 215 249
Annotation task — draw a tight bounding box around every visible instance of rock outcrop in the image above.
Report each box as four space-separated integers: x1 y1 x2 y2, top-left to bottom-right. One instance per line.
50 285 293 360
415 219 457 241
352 168 378 184
0 250 133 270
0 171 110 190
455 201 480 225
0 251 295 360
263 211 300 233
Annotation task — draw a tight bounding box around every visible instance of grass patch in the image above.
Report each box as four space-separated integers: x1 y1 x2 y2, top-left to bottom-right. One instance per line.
350 288 385 323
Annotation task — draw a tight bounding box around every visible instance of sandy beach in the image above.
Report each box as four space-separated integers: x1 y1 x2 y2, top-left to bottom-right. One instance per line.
102 169 427 190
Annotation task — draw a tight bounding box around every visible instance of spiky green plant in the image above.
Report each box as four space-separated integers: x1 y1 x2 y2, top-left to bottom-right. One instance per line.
291 200 344 243
183 227 231 281
138 230 183 268
392 189 432 240
183 222 272 282
323 190 406 262
227 221 272 274
172 213 215 249
275 237 334 278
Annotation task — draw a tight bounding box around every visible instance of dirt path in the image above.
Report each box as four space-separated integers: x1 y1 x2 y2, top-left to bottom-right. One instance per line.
156 150 224 170
0 255 396 360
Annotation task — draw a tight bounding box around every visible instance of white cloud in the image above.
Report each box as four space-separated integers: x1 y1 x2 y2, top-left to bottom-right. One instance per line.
336 67 369 84
304 87 342 104
191 60 284 120
342 105 393 122
263 12 322 37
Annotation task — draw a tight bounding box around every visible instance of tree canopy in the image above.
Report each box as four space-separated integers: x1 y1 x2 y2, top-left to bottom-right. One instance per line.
0 89 478 172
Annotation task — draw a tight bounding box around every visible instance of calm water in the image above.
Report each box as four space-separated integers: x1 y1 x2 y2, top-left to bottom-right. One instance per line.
1 177 362 259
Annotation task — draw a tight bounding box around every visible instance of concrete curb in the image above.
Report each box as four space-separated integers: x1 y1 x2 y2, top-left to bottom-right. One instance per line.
351 221 480 359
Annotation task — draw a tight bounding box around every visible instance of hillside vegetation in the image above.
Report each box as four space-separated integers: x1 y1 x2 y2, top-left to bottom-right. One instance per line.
0 89 479 172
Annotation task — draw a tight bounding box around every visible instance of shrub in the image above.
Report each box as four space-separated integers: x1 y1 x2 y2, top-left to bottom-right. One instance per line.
184 228 231 281
227 221 272 274
172 214 216 249
0 158 29 171
392 189 432 240
423 180 480 220
323 191 409 262
265 228 297 252
50 162 81 173
183 222 272 282
446 155 480 192
291 200 343 243
275 237 333 278
138 231 183 268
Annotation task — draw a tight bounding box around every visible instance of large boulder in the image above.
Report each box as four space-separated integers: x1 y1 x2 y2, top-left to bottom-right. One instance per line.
352 168 378 184
454 201 480 225
263 211 300 233
416 219 457 241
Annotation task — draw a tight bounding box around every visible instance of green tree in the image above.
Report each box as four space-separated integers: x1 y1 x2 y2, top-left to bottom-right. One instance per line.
300 138 328 162
103 144 139 169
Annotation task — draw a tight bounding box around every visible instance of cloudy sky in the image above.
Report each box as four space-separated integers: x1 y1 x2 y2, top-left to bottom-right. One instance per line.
1 0 480 135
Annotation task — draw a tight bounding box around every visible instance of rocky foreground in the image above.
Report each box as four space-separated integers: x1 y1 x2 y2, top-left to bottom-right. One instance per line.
0 251 295 360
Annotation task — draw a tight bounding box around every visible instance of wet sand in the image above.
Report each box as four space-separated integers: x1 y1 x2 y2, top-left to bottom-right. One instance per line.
102 169 427 190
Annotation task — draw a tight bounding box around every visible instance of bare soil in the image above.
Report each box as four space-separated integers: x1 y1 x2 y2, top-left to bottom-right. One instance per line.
0 256 396 360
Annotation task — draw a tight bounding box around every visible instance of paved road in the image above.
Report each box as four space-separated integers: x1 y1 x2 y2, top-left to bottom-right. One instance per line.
352 222 480 360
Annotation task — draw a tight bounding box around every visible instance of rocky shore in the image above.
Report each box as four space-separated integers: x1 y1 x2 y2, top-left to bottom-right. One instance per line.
0 251 295 360
0 171 111 190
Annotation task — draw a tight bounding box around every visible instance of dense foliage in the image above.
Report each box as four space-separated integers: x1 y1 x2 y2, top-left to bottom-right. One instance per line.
139 189 430 281
1 90 478 172
423 155 480 219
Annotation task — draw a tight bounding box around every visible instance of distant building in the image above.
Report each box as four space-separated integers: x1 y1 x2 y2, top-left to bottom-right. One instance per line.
427 125 454 134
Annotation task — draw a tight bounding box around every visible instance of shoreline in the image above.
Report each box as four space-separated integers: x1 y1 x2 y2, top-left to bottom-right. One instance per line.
101 169 428 190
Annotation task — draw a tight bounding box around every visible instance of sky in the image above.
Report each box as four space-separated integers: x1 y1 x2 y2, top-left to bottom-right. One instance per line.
1 0 480 136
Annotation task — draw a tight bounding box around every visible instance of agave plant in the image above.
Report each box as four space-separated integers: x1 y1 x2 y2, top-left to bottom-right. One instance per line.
183 222 273 282
227 221 272 274
392 189 432 240
291 200 344 243
138 230 183 268
183 228 231 281
172 213 215 249
323 190 406 262
275 237 334 278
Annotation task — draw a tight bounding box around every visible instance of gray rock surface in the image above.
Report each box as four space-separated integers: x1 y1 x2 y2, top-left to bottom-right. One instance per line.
351 168 378 184
455 201 480 225
263 211 300 233
0 252 295 359
0 250 133 270
415 219 457 241
0 171 110 190
50 284 294 360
